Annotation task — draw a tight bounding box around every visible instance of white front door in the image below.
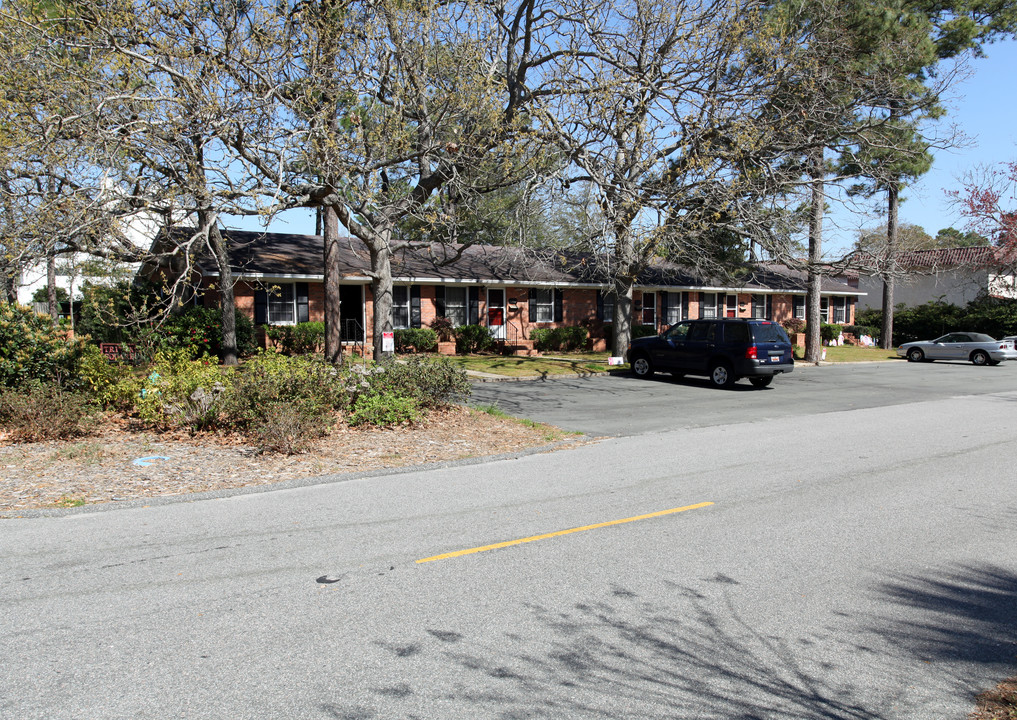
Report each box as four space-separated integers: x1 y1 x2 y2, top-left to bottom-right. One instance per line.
487 288 506 340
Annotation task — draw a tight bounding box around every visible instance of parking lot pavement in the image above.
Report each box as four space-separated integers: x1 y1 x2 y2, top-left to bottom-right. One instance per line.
467 360 1017 437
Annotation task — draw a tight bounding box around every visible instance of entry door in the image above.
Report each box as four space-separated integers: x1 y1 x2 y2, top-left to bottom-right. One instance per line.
487 288 506 339
726 294 738 318
339 285 364 342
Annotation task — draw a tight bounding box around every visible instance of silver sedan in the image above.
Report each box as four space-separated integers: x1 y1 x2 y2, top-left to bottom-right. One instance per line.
897 332 1017 365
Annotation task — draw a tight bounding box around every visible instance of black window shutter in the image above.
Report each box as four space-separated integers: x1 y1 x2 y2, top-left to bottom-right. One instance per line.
296 282 310 323
435 286 446 318
410 286 421 328
681 292 689 321
469 287 480 325
660 292 670 323
254 289 268 325
528 289 537 322
596 290 604 321
766 295 773 320
554 289 563 323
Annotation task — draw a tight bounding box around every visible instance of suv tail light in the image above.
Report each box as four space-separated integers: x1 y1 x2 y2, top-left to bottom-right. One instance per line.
745 346 758 359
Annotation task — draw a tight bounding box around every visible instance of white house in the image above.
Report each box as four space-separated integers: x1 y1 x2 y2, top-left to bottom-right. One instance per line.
855 246 1017 311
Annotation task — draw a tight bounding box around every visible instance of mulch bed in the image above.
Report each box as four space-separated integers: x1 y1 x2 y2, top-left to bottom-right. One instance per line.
0 407 581 513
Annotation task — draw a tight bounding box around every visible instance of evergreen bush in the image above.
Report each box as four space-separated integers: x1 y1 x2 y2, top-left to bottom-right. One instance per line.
265 321 325 355
0 303 84 387
454 324 494 354
394 327 438 353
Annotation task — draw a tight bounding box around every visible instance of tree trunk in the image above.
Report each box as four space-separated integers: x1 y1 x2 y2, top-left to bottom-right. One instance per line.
47 248 57 322
612 228 637 357
207 223 238 365
369 238 394 362
880 182 899 350
805 147 825 363
612 280 634 358
322 205 343 365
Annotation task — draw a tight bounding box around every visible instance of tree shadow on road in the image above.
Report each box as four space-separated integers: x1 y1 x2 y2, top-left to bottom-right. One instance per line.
866 563 1017 697
323 581 893 720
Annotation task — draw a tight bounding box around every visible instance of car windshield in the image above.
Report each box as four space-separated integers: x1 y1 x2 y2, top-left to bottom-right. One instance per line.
750 322 789 343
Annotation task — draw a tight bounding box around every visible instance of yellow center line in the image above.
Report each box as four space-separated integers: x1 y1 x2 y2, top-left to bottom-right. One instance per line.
416 501 714 564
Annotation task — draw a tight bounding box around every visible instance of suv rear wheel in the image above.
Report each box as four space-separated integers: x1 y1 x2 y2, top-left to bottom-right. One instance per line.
709 361 735 388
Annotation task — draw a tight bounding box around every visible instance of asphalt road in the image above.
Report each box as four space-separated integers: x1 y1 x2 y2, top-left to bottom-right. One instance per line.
3 361 1017 719
470 358 1017 436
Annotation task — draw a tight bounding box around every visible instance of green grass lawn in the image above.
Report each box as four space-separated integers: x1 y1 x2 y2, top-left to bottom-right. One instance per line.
796 345 899 362
448 353 613 377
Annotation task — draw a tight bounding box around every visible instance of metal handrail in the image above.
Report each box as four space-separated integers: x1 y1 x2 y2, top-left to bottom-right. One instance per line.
343 318 365 358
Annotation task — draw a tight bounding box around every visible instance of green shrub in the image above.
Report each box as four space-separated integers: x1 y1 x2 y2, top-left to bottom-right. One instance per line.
161 306 257 360
528 327 552 350
631 325 658 339
75 281 152 346
454 324 494 354
133 348 233 426
855 308 883 330
217 352 351 429
31 286 69 305
891 301 962 344
815 323 840 343
0 382 96 441
394 327 438 353
251 399 332 454
960 297 1017 338
265 321 325 355
0 303 85 387
367 356 471 409
529 326 589 352
347 391 421 427
74 344 142 410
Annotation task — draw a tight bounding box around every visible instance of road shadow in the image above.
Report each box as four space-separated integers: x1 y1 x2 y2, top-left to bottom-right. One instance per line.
325 582 894 720
867 563 1017 676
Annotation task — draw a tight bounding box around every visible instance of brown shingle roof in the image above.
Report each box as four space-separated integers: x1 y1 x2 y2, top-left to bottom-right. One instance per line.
190 230 862 295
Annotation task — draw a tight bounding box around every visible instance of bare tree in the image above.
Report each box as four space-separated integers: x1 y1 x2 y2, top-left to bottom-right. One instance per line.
519 0 802 355
230 0 557 361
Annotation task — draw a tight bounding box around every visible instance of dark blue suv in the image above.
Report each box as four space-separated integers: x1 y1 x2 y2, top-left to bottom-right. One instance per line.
628 318 794 388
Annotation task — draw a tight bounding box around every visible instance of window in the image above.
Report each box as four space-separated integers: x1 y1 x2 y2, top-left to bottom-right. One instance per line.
700 292 720 319
751 294 772 320
641 292 656 325
393 286 410 329
664 321 691 341
255 282 311 326
662 292 683 325
820 297 829 323
598 290 615 322
689 321 715 341
268 283 295 324
445 287 468 326
793 296 805 320
532 289 554 322
724 322 751 343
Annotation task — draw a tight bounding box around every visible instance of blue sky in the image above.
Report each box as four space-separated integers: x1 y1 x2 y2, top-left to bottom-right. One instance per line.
232 40 1017 257
826 39 1017 254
